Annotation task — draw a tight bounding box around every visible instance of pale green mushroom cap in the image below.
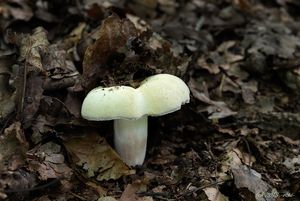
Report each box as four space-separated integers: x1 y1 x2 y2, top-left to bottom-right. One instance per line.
138 74 190 116
81 74 190 120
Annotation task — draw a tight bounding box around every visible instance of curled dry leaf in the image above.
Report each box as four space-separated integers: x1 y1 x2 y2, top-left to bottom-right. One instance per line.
62 22 87 50
7 27 49 124
22 72 44 126
225 150 278 201
196 41 243 75
82 14 138 90
283 156 300 174
0 55 16 120
98 196 118 201
17 27 49 73
64 131 134 181
0 1 33 22
120 183 152 201
0 121 28 171
189 78 237 119
126 13 150 34
0 169 37 197
28 142 72 180
241 80 258 104
232 166 278 201
8 26 78 126
203 187 229 201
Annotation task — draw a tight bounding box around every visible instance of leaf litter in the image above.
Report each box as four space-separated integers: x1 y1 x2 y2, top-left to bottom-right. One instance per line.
0 0 299 200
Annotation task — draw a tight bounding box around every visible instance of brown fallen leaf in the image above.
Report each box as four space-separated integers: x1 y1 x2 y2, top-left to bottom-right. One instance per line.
22 71 45 126
82 14 138 90
0 169 37 198
62 22 87 50
64 131 134 181
98 196 118 201
203 187 229 201
196 41 243 75
8 27 78 126
120 183 152 201
282 156 300 174
232 165 278 201
226 150 278 201
7 27 49 125
0 55 16 120
189 78 237 119
0 74 15 120
16 27 49 73
126 13 150 34
28 142 72 180
0 121 28 171
241 80 257 104
1 1 33 21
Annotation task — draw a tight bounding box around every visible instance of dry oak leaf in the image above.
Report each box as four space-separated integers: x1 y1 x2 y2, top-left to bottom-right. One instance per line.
203 187 229 201
82 14 137 90
120 183 153 201
0 55 16 120
0 121 28 171
226 150 278 201
189 79 237 119
17 27 49 73
98 196 117 201
28 142 72 180
64 131 133 181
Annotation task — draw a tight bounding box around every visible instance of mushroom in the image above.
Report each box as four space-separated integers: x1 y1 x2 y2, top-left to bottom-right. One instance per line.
81 74 190 166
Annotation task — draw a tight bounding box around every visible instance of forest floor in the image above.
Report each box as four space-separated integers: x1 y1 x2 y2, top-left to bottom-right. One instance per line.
0 0 299 200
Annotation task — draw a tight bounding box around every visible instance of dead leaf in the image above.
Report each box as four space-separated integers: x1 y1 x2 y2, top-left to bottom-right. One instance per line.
241 80 258 104
197 41 243 74
243 21 300 60
7 27 50 125
203 187 229 201
82 14 138 90
98 197 118 201
232 166 278 201
233 0 251 11
283 156 300 173
120 184 141 201
189 78 237 119
0 55 16 120
197 52 222 74
28 142 72 180
64 131 133 181
22 71 45 127
0 74 15 120
17 27 49 73
120 182 152 201
63 90 82 118
2 1 33 21
30 115 52 144
63 22 86 50
43 44 78 79
126 14 150 34
86 181 107 196
227 150 278 201
0 169 37 196
0 122 28 171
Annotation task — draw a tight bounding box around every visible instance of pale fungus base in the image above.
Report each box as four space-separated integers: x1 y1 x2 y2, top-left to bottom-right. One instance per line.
114 116 147 166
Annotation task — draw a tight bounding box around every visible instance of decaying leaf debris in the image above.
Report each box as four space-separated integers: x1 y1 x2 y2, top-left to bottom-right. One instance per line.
0 0 299 200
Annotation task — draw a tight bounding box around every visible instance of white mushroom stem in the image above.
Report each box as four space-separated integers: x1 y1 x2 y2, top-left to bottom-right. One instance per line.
113 116 148 166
